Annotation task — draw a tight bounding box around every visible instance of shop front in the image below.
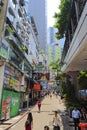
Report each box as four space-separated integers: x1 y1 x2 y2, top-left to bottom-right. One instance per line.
1 90 20 119
0 62 23 120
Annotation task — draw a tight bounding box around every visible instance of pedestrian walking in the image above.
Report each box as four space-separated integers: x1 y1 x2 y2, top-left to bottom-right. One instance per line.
44 125 49 130
25 112 33 130
81 107 87 120
50 93 52 99
37 99 41 112
53 111 60 130
72 106 81 130
58 93 61 104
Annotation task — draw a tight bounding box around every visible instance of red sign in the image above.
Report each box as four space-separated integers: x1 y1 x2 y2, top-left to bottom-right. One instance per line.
34 84 40 90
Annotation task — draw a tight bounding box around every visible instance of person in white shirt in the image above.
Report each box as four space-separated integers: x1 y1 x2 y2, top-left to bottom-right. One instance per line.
72 106 81 130
53 111 61 130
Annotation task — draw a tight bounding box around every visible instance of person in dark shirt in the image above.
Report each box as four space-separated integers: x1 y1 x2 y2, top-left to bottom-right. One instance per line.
44 125 49 130
25 112 33 130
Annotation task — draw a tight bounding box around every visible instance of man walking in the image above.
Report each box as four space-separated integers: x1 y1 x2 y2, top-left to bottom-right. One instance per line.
72 106 81 130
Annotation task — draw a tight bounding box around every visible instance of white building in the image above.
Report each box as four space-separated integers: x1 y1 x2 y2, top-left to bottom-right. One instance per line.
28 0 47 51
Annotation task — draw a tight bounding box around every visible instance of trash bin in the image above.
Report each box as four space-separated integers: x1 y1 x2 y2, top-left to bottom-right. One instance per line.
79 122 87 130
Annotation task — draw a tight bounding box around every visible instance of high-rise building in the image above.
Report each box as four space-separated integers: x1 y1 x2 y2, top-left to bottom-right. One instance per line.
48 27 58 45
28 0 47 51
47 43 61 81
48 44 61 64
48 27 56 45
47 27 61 64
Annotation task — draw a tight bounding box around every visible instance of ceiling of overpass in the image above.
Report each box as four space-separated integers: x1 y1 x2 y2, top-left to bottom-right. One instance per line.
62 36 87 73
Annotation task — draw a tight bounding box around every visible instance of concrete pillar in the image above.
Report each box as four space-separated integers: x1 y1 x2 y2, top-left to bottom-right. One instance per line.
68 71 79 97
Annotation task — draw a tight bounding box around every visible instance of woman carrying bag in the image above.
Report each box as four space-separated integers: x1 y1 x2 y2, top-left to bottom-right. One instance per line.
25 112 33 130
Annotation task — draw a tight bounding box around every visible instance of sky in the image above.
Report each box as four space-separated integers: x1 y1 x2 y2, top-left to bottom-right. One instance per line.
47 0 64 48
47 0 60 27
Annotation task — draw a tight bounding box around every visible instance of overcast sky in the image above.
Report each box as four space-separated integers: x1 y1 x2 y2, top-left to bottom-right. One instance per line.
47 0 60 27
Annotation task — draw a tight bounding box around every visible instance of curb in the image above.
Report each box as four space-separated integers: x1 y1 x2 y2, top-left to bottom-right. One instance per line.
5 111 28 130
58 114 64 130
4 106 35 130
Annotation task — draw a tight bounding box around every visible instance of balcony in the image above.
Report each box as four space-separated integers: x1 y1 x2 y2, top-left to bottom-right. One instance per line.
6 33 21 47
18 8 22 17
8 7 15 17
30 16 38 35
25 38 29 45
16 21 22 29
12 0 18 5
61 0 87 73
22 18 27 26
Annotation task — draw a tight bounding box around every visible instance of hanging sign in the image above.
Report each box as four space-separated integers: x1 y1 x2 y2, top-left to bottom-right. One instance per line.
34 84 40 90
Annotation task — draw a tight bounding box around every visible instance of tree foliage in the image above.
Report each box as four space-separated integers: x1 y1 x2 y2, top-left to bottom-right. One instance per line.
39 50 45 55
53 0 72 39
50 59 62 79
78 71 87 89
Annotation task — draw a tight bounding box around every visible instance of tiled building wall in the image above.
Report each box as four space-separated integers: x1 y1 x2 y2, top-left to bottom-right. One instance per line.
0 0 8 44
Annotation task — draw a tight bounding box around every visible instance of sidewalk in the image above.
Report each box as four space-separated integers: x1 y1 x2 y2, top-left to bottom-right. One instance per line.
0 95 73 130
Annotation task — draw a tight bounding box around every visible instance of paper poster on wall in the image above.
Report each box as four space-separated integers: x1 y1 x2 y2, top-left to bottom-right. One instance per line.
1 98 10 120
1 100 6 120
6 98 10 120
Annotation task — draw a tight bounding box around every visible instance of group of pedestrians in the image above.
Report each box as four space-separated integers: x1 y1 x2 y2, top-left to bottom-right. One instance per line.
25 110 61 130
25 94 87 130
44 110 61 130
25 98 42 130
72 106 87 130
25 96 62 130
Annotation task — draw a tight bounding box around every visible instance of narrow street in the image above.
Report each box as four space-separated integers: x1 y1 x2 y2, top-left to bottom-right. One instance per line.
0 1 87 130
0 94 72 130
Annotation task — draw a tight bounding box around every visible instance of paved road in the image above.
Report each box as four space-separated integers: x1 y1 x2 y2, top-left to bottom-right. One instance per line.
0 94 73 130
31 95 65 130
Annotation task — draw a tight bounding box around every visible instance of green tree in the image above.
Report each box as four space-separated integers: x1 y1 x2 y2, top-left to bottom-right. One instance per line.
39 50 45 55
61 77 75 100
78 71 87 90
53 0 72 39
50 59 61 80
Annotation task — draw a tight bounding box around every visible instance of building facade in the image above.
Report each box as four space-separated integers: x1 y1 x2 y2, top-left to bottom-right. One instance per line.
47 27 61 64
0 0 39 120
61 0 87 73
61 0 87 97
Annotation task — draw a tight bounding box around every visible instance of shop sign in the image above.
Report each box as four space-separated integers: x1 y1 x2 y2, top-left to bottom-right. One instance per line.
3 64 21 91
34 84 40 90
